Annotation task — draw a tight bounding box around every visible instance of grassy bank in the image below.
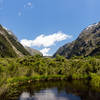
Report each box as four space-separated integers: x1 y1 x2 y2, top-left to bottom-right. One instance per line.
0 55 100 88
7 75 67 86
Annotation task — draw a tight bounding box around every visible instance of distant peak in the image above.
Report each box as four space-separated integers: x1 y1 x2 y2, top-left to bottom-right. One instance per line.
54 21 100 58
86 22 99 30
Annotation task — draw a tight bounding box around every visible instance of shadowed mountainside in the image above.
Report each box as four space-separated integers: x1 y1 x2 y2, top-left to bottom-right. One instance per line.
0 25 30 57
54 22 100 58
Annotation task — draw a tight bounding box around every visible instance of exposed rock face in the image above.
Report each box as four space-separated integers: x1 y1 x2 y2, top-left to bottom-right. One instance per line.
25 46 43 56
0 25 30 57
54 22 100 58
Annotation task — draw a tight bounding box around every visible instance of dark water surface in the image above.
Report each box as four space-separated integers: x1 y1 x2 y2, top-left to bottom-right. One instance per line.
1 80 100 100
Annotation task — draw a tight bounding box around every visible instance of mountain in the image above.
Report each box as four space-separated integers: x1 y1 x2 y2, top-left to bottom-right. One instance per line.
0 25 30 57
54 22 100 58
25 46 43 56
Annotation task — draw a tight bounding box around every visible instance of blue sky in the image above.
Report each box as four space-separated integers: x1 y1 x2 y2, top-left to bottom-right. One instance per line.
0 0 100 56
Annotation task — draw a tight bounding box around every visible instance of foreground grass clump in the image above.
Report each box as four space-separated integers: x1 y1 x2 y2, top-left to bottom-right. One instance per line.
0 55 100 87
90 73 100 87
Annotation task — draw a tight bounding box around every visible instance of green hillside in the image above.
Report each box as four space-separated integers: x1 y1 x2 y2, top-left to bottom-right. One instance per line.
0 25 30 57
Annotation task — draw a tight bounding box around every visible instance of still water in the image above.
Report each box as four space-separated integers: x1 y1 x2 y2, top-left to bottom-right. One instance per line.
2 80 100 100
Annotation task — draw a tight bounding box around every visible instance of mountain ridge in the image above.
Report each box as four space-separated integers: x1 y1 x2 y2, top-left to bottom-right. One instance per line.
0 24 43 57
54 22 100 58
25 46 43 56
0 24 30 57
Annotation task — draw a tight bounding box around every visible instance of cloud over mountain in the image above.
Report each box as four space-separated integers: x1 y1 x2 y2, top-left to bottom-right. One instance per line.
40 48 51 56
21 31 72 47
20 31 72 56
21 31 72 56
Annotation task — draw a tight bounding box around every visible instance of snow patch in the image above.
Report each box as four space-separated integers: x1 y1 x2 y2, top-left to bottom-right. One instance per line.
3 26 13 35
86 22 99 30
7 30 13 35
2 26 18 40
3 26 8 30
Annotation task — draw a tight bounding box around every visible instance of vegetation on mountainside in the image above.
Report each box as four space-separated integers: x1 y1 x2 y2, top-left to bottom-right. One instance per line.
0 25 30 57
7 34 30 56
0 34 17 57
54 22 100 58
0 55 100 88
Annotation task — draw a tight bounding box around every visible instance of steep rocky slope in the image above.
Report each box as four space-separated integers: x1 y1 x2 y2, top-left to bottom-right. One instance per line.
54 22 100 58
25 46 43 56
0 25 30 57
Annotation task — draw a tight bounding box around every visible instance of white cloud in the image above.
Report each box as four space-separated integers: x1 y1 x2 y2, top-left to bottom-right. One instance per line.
40 48 51 56
18 2 33 16
18 12 22 16
20 89 69 100
24 2 33 8
27 2 32 6
20 31 72 47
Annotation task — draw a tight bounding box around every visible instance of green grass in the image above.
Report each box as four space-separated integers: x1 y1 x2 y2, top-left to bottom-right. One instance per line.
90 73 100 87
7 75 67 86
0 55 100 88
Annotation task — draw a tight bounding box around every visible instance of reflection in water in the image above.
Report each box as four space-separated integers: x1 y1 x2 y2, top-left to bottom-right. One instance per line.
1 80 100 100
19 88 81 100
19 92 30 100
